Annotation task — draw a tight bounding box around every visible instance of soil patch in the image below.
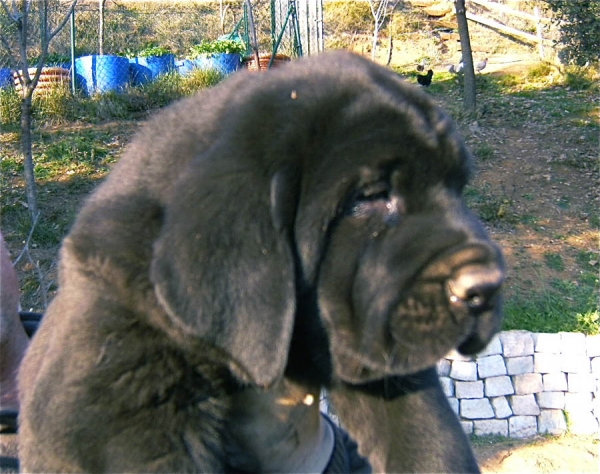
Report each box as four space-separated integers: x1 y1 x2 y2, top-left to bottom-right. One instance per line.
473 434 599 473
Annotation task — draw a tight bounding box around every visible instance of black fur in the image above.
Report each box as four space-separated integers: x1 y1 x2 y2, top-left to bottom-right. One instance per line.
19 51 504 473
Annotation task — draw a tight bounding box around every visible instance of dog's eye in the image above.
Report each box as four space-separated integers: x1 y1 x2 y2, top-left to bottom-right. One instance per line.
356 182 389 203
350 182 404 225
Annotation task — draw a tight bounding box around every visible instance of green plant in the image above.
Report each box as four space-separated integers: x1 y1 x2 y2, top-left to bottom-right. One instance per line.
136 44 172 58
544 252 565 271
0 87 21 125
503 276 599 335
543 0 600 66
178 68 224 96
474 143 494 161
188 39 246 58
563 67 596 90
32 85 75 123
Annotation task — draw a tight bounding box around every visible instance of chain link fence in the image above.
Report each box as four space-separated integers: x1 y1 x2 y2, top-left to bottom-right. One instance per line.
0 0 300 94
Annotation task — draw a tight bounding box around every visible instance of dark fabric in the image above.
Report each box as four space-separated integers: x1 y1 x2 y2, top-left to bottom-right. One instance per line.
323 415 372 474
19 312 42 338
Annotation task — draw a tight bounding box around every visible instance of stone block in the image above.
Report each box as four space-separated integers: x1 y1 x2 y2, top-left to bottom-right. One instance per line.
440 376 454 397
591 357 600 375
455 381 484 399
461 421 474 435
561 355 591 374
509 416 538 438
543 373 567 392
500 331 534 357
461 398 495 419
568 373 595 393
534 353 562 374
491 396 512 419
450 360 478 381
476 335 502 357
506 356 533 375
478 355 507 378
536 391 565 409
437 358 451 376
474 419 508 437
592 396 600 419
533 333 561 353
560 332 587 355
566 410 599 435
513 373 543 395
564 392 593 412
510 394 540 416
485 376 515 397
586 334 600 357
447 397 459 416
538 409 567 434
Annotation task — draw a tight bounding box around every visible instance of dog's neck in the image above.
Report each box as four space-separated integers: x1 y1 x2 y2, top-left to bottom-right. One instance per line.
226 379 334 473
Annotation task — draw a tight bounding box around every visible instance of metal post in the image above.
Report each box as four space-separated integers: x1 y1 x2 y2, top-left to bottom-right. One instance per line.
70 8 76 94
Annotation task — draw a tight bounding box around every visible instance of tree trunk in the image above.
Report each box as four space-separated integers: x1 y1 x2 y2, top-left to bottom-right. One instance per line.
371 23 379 60
455 0 476 113
20 92 38 219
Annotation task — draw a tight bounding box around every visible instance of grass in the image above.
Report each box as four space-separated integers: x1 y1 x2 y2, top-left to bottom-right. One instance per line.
464 184 515 224
1 68 224 127
503 273 599 335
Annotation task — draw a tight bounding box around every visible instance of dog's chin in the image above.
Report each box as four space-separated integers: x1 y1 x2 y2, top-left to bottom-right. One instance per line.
332 299 502 385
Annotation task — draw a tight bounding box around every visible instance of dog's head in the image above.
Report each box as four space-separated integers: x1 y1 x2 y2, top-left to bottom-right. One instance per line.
75 51 503 388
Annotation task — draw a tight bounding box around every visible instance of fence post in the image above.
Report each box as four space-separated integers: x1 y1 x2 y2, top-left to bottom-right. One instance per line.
535 6 544 60
70 8 76 94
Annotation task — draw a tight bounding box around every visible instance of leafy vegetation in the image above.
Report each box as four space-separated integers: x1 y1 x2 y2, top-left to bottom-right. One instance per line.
543 0 600 65
135 45 173 58
189 39 247 58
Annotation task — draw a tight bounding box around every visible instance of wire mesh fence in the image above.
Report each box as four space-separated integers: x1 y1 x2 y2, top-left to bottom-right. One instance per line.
0 0 304 95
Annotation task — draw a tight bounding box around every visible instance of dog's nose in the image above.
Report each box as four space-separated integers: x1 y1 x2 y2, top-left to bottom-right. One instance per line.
447 265 504 313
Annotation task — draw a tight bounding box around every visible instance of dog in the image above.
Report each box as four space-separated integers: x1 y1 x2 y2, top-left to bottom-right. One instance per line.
18 51 504 473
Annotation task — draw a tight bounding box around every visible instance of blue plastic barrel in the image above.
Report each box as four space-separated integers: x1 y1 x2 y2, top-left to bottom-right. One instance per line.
175 59 196 77
75 55 129 95
128 62 152 86
193 54 241 75
131 54 175 80
0 68 13 89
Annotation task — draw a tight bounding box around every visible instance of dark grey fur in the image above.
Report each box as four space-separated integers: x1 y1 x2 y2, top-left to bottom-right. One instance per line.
18 51 504 473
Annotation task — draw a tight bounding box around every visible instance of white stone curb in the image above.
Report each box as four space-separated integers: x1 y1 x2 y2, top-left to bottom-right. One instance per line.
439 330 600 437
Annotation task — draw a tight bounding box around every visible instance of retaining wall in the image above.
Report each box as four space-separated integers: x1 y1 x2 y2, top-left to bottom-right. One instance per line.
438 330 600 438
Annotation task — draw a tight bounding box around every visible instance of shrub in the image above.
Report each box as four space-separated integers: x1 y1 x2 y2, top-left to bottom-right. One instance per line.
543 0 600 65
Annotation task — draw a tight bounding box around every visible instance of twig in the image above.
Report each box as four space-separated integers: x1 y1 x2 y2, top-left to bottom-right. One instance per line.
12 211 40 267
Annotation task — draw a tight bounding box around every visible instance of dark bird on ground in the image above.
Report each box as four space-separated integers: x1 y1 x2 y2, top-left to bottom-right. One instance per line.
416 60 425 72
475 58 488 73
417 69 433 87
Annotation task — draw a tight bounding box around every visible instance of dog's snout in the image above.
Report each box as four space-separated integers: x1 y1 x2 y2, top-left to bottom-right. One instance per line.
447 264 504 313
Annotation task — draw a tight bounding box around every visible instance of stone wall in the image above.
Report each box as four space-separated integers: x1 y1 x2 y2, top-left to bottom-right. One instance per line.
438 330 600 438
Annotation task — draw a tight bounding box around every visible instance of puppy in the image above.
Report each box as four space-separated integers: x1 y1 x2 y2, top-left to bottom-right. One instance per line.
19 51 504 473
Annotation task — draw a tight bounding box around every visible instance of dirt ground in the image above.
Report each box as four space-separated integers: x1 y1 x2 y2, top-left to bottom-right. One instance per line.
473 434 599 473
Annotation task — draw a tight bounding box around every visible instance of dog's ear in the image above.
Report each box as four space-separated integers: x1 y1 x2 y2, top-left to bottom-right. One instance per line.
151 155 300 388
